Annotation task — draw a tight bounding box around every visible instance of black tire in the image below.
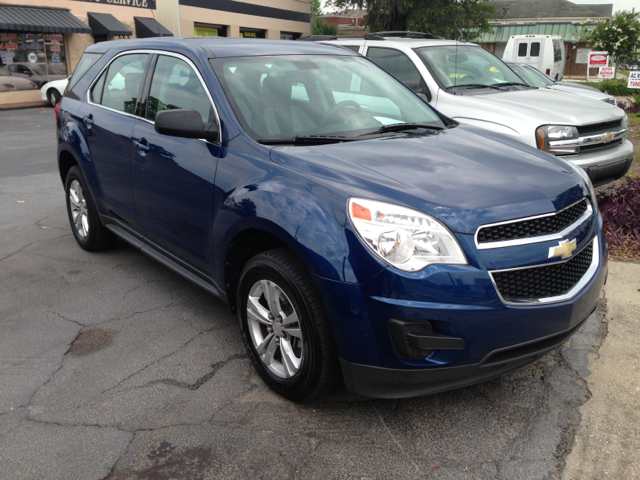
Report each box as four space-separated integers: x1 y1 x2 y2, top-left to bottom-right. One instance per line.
48 89 61 107
237 248 341 403
65 166 117 251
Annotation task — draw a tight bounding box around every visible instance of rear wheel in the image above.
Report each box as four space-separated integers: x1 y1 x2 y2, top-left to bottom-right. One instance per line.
48 89 61 106
237 248 341 402
65 166 117 251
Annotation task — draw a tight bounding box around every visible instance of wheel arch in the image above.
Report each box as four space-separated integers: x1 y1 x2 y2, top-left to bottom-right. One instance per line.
58 148 79 185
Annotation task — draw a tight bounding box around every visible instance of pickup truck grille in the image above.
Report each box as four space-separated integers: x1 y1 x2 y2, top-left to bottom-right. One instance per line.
577 120 623 136
477 199 589 244
491 242 593 302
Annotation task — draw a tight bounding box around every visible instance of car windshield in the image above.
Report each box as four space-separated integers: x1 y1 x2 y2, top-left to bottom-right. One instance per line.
508 64 554 87
415 45 525 90
210 54 444 142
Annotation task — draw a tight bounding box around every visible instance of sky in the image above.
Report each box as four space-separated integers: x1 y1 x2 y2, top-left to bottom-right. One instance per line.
319 0 640 14
573 0 640 14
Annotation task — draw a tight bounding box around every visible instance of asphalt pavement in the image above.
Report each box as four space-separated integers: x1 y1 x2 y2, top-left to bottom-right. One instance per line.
0 108 614 479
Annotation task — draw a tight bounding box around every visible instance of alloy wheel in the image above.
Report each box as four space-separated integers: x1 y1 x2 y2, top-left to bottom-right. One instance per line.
69 179 89 238
247 279 304 379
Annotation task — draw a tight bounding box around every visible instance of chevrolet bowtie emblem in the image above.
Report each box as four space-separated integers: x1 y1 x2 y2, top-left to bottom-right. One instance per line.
603 132 614 143
549 239 577 259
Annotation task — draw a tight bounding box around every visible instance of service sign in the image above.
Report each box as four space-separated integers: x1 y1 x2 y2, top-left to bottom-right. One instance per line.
628 72 640 89
598 67 615 79
589 51 609 67
72 0 156 9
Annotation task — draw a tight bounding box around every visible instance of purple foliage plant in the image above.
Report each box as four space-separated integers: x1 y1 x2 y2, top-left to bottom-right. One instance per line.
598 177 640 255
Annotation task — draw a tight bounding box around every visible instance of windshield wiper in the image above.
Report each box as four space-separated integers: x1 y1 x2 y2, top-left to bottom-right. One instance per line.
489 82 533 88
359 122 444 136
258 135 359 146
448 83 501 91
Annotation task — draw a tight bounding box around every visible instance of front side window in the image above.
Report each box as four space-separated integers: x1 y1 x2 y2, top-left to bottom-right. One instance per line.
210 55 443 141
145 55 214 123
91 54 149 115
366 47 422 85
415 45 525 90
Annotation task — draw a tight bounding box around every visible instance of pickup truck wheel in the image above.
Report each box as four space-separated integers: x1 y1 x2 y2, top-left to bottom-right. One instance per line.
65 166 117 251
238 249 340 402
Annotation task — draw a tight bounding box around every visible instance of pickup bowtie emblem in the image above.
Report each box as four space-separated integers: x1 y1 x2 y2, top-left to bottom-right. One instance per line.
549 239 577 259
603 132 614 143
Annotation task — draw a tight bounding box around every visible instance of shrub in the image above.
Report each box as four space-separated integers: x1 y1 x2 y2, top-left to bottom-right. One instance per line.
311 19 339 36
599 79 633 96
617 101 640 114
598 177 640 256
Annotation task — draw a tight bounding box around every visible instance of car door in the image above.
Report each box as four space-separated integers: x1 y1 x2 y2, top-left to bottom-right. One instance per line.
75 52 150 228
130 53 220 274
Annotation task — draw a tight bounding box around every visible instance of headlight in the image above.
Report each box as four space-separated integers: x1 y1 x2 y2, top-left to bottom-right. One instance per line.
348 198 467 272
622 114 629 130
536 125 579 155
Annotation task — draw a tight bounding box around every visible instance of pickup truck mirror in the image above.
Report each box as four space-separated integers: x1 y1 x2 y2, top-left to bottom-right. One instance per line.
154 109 219 142
403 80 432 103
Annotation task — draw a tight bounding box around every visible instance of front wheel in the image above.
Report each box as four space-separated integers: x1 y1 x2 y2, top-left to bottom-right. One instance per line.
237 249 341 402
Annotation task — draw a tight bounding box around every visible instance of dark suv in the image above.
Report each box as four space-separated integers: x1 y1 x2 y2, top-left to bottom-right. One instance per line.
56 38 607 402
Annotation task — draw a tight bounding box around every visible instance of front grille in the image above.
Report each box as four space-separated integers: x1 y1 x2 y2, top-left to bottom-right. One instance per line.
579 138 623 154
492 242 593 301
577 120 623 136
477 199 588 244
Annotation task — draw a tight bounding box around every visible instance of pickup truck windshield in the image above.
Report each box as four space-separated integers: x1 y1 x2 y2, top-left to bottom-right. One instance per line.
210 55 444 142
508 64 555 88
415 45 525 90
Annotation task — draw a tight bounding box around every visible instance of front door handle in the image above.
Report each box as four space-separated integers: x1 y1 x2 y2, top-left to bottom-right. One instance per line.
133 139 150 154
83 114 94 128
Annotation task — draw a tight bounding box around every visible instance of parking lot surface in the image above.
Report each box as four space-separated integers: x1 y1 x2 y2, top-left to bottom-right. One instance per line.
0 108 609 479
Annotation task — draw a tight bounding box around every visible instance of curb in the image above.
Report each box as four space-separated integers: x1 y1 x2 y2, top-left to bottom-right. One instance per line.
0 102 50 112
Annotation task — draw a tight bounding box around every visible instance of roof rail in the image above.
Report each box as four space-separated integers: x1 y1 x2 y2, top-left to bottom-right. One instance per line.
296 33 386 41
371 31 444 39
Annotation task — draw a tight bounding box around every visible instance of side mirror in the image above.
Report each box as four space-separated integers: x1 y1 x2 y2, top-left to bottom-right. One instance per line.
154 109 219 142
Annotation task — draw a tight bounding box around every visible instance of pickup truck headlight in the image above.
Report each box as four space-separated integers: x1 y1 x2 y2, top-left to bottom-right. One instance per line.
536 125 579 155
348 198 467 272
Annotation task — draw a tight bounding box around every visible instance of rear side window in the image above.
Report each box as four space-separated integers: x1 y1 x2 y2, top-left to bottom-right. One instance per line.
91 54 149 115
553 41 563 63
530 42 540 57
145 55 214 123
517 43 528 57
66 52 102 93
366 47 422 85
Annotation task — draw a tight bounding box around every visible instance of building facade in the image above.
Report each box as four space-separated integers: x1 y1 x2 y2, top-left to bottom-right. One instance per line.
0 0 311 105
479 0 612 77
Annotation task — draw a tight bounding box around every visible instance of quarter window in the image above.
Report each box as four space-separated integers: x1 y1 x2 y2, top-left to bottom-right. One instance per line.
91 54 149 115
145 55 214 123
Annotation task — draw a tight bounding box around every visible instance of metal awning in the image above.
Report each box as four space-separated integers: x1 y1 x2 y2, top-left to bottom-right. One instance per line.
0 4 91 34
134 17 173 38
88 12 131 37
478 22 593 43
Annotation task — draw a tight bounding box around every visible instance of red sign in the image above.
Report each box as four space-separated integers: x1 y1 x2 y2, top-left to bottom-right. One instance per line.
598 67 615 79
589 51 609 67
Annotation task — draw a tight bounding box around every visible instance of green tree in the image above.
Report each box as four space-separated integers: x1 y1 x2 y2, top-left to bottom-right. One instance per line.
325 0 495 40
576 10 640 71
311 0 324 18
311 18 340 35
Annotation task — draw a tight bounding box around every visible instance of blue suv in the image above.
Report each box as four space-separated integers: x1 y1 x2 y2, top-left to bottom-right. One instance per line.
57 38 607 402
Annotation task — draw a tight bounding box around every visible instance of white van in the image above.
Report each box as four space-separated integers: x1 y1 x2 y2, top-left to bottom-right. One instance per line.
503 35 565 80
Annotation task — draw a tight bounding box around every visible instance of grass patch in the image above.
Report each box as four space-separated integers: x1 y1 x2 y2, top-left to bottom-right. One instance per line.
628 115 640 127
618 69 630 77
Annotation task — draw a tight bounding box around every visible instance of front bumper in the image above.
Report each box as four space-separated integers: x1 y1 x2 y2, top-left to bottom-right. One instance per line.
564 140 634 187
314 218 607 399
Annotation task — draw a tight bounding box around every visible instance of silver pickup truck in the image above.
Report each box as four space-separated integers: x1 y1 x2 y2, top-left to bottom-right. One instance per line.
303 33 634 187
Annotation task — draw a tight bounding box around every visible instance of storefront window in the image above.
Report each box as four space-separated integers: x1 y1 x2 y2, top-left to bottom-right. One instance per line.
194 23 227 37
240 28 265 39
0 32 68 90
280 32 301 41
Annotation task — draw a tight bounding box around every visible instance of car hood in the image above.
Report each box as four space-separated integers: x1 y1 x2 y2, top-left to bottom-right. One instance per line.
270 125 586 234
547 83 612 101
453 88 622 126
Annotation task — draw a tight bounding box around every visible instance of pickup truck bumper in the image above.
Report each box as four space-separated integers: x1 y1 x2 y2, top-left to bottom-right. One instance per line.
565 139 634 187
